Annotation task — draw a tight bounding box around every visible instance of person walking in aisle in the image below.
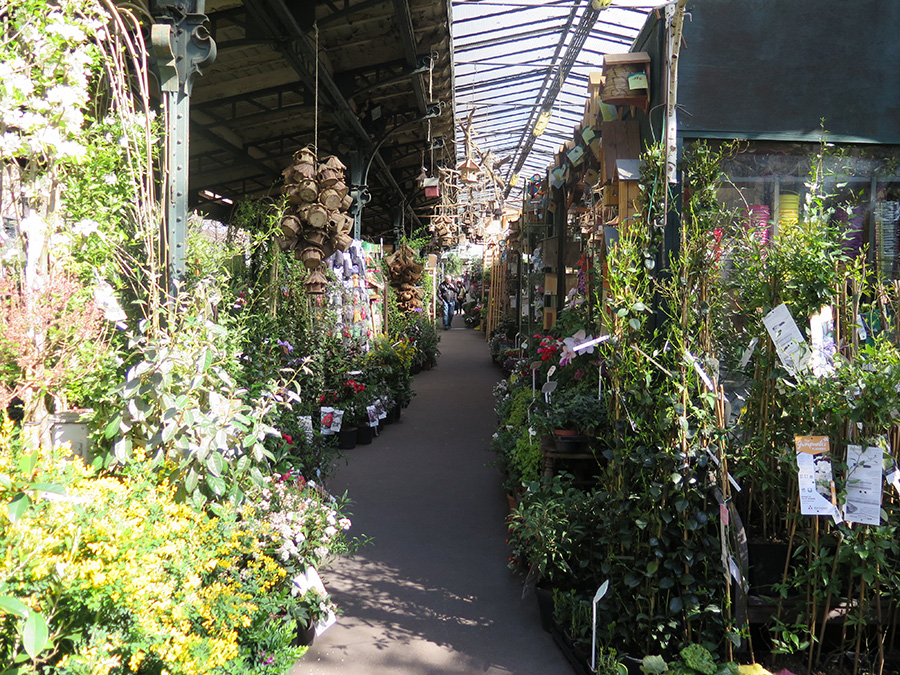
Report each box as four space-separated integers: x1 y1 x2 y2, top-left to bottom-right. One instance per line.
455 277 466 313
438 274 458 330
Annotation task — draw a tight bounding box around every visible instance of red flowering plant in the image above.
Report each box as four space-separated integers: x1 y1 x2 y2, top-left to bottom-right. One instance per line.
336 378 372 427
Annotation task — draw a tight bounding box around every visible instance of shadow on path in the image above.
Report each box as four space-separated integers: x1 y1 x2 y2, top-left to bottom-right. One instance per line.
293 318 571 674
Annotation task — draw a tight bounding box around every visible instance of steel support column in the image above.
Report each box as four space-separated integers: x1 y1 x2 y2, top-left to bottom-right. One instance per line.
149 0 216 291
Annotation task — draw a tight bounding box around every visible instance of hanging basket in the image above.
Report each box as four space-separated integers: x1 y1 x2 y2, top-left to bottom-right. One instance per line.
303 203 329 228
297 245 324 268
303 228 328 247
319 187 343 211
280 214 302 237
341 193 354 211
333 231 353 252
285 179 317 204
277 234 298 251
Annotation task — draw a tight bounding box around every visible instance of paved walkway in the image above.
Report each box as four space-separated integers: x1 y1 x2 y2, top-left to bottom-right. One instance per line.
294 316 571 675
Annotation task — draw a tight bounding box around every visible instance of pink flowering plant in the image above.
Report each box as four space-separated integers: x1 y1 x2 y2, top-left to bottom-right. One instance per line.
238 472 356 576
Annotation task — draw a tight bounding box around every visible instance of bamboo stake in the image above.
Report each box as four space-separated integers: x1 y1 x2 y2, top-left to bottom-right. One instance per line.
806 517 819 675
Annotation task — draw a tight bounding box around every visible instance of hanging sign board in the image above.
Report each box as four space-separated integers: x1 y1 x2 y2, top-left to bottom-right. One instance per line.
844 444 883 525
795 436 841 522
566 144 586 167
763 303 809 376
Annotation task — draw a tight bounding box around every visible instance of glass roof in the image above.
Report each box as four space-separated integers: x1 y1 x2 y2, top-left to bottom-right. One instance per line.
451 0 656 208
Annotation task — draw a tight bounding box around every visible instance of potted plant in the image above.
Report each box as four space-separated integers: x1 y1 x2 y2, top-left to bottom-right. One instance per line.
538 388 607 452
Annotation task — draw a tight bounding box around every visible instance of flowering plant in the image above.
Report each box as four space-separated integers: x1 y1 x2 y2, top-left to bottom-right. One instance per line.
534 333 562 361
238 472 354 574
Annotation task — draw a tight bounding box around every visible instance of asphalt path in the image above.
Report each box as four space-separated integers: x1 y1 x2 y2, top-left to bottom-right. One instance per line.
294 315 571 675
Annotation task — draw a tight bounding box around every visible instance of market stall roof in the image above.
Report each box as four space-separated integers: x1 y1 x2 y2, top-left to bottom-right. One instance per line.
188 0 456 237
452 0 654 209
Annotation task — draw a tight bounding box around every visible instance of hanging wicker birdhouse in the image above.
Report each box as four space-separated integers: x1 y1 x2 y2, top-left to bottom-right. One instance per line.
304 268 328 295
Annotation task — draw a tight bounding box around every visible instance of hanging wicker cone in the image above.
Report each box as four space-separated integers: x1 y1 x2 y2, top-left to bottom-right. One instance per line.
281 214 302 237
303 228 328 248
304 202 328 228
297 245 324 268
304 267 328 295
319 187 343 211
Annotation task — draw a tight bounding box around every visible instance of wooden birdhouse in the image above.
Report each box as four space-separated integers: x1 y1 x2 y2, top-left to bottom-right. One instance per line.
423 176 440 198
601 52 651 112
304 268 328 295
457 158 480 184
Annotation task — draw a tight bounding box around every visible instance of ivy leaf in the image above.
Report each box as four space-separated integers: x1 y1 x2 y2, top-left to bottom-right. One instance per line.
668 596 683 613
0 596 30 618
206 453 224 478
207 475 226 496
8 494 30 523
22 610 48 659
185 469 199 494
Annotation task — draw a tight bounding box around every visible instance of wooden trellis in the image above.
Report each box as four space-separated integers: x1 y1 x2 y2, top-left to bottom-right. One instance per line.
484 244 507 339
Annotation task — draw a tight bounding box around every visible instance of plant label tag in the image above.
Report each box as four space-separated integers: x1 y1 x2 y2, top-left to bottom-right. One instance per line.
763 303 810 376
728 555 742 585
795 436 838 517
298 415 314 443
719 502 729 525
809 306 836 377
886 468 900 497
684 350 715 391
737 337 758 370
844 444 883 526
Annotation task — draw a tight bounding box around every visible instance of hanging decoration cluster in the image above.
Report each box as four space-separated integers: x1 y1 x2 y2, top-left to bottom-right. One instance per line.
279 146 355 286
429 213 456 248
384 244 424 312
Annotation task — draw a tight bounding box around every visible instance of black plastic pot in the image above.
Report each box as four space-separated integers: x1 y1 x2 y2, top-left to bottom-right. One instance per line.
337 426 357 450
357 425 375 445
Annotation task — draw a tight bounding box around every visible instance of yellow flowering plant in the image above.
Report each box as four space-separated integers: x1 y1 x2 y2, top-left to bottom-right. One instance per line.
0 422 309 674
